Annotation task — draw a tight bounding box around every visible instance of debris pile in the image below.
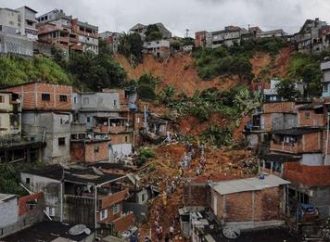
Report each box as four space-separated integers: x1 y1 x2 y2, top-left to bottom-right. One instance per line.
137 143 256 241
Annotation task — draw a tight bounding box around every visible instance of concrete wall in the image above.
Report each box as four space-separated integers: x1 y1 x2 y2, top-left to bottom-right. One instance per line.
301 153 323 166
309 186 330 218
20 173 62 221
0 33 33 56
76 93 120 112
22 112 71 163
0 196 18 228
0 8 20 31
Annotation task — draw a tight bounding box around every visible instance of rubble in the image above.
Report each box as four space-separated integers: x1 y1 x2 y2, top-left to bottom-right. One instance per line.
135 142 255 241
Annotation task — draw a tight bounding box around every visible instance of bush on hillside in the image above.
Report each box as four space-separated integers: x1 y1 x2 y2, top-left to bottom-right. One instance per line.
0 55 72 87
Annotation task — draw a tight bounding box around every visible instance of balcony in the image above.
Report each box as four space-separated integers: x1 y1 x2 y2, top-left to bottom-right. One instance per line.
270 142 301 154
93 125 132 134
99 188 129 210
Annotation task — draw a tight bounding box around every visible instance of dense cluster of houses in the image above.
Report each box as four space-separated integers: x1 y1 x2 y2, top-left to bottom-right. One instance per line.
195 18 330 54
0 81 167 240
0 5 193 60
1 4 330 61
174 62 330 241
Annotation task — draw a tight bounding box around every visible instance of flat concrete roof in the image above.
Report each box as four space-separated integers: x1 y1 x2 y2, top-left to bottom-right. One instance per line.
212 174 290 195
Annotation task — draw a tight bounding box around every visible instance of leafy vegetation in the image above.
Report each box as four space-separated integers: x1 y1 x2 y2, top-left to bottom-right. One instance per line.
145 24 163 41
136 147 155 166
0 162 44 195
167 85 261 122
286 53 322 97
128 73 159 101
0 55 72 87
276 79 302 101
68 49 126 91
118 33 144 64
193 37 287 80
201 125 232 147
0 39 127 91
159 85 175 104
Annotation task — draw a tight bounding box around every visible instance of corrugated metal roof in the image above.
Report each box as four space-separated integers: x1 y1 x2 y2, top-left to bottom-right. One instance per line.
212 174 290 195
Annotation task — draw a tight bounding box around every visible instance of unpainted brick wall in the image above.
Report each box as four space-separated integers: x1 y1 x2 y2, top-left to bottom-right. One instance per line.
183 182 210 207
263 102 295 113
5 83 73 111
284 163 330 186
214 187 281 222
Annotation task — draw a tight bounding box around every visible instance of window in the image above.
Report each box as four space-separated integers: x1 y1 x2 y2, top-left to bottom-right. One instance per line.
324 84 329 93
112 204 120 214
58 137 65 146
59 95 67 102
25 177 30 185
0 95 4 103
41 93 50 101
87 117 91 123
114 100 117 107
73 96 77 104
125 136 128 142
94 145 99 153
100 209 108 220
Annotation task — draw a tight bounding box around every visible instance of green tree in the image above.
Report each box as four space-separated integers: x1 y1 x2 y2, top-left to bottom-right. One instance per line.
118 33 144 64
136 73 159 100
145 24 163 41
68 51 126 91
276 79 301 101
159 85 175 104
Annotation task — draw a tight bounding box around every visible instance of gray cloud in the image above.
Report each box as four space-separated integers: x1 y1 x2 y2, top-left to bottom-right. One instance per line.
0 0 330 36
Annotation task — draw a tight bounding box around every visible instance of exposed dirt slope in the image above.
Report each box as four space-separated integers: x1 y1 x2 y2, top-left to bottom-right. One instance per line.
114 53 239 96
116 48 293 96
250 47 293 88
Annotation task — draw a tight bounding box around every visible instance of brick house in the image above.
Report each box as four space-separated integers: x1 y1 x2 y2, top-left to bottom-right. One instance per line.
4 82 73 164
209 175 290 230
37 9 99 55
71 138 110 163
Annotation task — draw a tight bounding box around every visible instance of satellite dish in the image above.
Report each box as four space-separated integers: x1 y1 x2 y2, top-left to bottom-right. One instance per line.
222 226 241 239
84 228 91 235
69 224 87 236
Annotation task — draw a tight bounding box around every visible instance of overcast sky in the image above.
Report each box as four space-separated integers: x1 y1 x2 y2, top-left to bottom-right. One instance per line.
1 0 330 36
